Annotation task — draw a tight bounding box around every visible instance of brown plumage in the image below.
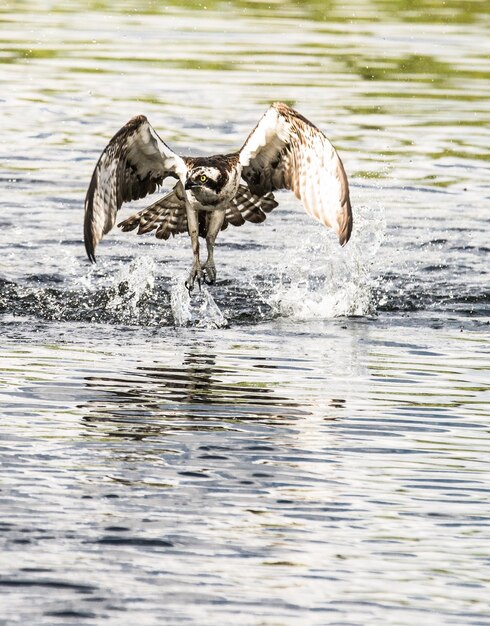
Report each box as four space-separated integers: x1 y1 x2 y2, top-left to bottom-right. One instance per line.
118 184 278 239
83 114 185 262
83 102 353 290
239 102 352 245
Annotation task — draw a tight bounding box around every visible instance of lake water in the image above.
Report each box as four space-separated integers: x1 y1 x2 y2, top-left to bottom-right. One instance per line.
1 1 489 624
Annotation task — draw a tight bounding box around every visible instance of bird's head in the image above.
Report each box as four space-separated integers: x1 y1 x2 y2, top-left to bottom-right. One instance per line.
184 166 227 203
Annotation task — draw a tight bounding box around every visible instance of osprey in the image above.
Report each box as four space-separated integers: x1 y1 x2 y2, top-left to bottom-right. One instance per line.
84 102 352 291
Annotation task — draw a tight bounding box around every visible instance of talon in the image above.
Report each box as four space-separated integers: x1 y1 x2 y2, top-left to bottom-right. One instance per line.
202 264 216 286
186 261 204 294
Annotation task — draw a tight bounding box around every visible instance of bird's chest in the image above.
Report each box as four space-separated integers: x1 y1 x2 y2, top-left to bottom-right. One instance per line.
186 193 225 213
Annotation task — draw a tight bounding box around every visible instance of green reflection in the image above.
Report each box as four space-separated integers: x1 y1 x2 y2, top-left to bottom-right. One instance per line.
1 0 488 23
374 0 489 24
344 54 454 85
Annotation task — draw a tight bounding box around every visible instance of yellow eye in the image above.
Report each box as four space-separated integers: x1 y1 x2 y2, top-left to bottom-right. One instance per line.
200 175 207 182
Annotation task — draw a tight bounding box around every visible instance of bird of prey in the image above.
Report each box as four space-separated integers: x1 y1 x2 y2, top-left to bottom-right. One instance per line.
84 102 352 291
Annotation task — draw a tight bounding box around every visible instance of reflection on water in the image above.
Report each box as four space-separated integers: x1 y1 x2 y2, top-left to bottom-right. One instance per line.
1 327 489 625
1 0 489 624
82 346 310 440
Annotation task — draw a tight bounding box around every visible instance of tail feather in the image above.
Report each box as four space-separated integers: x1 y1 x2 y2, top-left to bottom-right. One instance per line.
226 184 278 227
117 183 280 241
118 186 188 239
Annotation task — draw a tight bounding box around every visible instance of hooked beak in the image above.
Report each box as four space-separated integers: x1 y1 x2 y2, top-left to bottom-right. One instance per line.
184 179 199 191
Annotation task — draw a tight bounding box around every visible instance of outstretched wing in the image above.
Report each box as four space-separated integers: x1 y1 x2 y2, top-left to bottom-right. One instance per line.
84 115 187 262
239 102 352 245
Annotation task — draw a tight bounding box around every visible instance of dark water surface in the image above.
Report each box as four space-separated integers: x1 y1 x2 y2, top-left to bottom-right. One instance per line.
1 1 489 624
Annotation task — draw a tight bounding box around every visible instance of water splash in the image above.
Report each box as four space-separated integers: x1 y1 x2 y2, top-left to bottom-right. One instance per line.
104 257 157 323
265 205 385 320
171 279 228 328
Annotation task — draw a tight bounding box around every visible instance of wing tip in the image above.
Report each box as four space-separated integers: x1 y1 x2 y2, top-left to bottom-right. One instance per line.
338 206 353 247
83 228 97 263
271 101 291 112
85 243 97 264
128 113 149 128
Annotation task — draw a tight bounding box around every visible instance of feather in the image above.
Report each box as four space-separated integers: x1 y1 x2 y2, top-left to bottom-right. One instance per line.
83 103 352 282
239 102 352 245
118 183 188 240
84 115 187 262
225 184 278 226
